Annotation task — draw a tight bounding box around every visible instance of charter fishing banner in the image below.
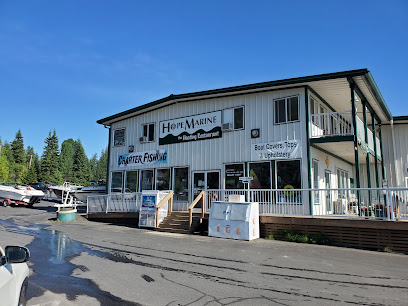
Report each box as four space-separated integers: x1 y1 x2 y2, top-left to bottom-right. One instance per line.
251 140 301 160
159 111 222 145
118 149 168 167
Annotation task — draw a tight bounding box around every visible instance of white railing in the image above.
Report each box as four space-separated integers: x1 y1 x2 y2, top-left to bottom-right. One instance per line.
313 187 408 220
204 189 310 216
87 192 142 213
203 188 408 221
311 110 353 138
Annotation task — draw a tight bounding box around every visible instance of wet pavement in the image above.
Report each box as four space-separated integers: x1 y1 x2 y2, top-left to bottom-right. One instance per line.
1 201 408 305
0 218 139 305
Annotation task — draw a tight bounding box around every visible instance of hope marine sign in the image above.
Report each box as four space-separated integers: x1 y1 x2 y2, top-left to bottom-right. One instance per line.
159 111 222 145
118 149 168 167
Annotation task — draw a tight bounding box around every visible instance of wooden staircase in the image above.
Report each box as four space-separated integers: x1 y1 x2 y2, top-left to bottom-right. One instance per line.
156 211 207 234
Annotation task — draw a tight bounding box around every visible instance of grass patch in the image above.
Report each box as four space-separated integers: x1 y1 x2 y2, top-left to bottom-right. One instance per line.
267 230 333 245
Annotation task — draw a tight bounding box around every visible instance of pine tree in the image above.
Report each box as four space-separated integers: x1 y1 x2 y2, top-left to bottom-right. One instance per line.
11 130 26 165
40 130 61 184
23 146 38 184
89 153 98 183
72 139 90 185
95 148 108 182
59 139 75 182
0 140 10 182
3 142 16 181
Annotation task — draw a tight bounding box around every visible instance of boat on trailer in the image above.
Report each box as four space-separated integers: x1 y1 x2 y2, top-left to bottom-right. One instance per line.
72 184 106 203
0 183 45 206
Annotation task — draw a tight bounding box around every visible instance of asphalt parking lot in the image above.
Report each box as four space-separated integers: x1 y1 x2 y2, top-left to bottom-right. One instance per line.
1 200 407 306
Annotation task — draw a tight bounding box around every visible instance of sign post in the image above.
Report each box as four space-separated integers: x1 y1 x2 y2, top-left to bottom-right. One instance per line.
239 177 253 202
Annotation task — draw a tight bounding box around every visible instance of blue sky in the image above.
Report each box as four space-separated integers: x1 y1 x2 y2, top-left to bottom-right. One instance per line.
0 0 407 158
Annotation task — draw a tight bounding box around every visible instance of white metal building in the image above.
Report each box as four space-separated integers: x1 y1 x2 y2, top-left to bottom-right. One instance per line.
97 69 395 213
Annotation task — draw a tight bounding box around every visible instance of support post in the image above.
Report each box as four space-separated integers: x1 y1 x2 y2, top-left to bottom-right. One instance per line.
363 102 372 207
105 126 112 195
349 79 361 214
305 87 313 216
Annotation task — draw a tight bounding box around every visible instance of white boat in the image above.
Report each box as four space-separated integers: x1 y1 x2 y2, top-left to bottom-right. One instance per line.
72 185 106 202
48 182 82 199
0 183 45 204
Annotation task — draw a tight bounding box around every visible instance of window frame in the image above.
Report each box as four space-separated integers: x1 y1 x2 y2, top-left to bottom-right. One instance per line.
274 95 300 125
113 128 126 147
222 106 245 131
142 123 155 142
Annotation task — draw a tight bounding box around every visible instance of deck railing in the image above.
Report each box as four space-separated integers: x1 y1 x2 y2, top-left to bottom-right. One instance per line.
203 188 408 221
311 110 353 137
87 192 142 214
86 188 408 221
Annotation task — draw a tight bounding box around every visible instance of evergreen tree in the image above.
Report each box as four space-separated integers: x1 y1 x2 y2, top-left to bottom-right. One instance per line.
0 140 10 182
23 146 38 184
40 130 61 184
72 139 90 185
95 148 108 182
59 139 75 182
3 142 16 181
89 153 98 182
22 164 36 184
11 130 26 165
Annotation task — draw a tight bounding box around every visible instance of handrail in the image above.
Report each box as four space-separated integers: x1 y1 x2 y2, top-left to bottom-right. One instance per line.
188 191 205 228
155 191 174 228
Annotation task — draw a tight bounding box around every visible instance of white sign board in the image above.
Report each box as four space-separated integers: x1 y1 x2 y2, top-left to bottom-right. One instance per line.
159 111 222 145
208 201 259 241
239 176 253 183
118 149 168 168
251 140 300 161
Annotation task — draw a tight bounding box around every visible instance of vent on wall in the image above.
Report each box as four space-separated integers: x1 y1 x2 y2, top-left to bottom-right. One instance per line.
222 123 233 131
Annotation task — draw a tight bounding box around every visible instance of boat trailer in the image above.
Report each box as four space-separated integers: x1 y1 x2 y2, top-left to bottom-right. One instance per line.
0 198 33 207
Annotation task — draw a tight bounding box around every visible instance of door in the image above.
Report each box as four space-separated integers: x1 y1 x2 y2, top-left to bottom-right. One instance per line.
192 171 220 208
324 170 332 213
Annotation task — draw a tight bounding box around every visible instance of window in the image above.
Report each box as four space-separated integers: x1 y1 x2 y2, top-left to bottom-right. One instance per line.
111 171 123 193
275 96 299 124
337 168 349 199
225 164 245 189
142 123 155 142
223 106 245 130
312 159 319 203
114 129 125 147
156 168 170 190
141 169 154 190
249 162 271 189
173 167 189 202
276 160 301 189
125 170 138 193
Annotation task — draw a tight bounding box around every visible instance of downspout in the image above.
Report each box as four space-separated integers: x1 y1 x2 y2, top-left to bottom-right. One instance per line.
391 120 399 187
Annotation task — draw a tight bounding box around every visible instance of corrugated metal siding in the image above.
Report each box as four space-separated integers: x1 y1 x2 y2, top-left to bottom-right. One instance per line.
109 88 306 174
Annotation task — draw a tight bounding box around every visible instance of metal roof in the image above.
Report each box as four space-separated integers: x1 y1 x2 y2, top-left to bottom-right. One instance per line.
97 69 393 126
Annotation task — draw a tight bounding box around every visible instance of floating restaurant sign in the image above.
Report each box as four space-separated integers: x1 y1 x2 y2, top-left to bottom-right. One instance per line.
251 140 300 160
159 111 222 145
118 149 168 167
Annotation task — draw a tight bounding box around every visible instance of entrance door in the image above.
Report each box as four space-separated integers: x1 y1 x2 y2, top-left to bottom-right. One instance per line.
192 171 220 207
324 170 332 213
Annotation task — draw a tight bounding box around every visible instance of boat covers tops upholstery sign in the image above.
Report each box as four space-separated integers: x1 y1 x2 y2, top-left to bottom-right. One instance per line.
118 149 168 167
251 140 300 161
159 111 222 145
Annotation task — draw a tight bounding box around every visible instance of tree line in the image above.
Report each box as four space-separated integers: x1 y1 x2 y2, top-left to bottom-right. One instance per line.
0 130 107 186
